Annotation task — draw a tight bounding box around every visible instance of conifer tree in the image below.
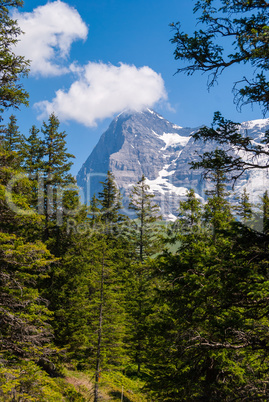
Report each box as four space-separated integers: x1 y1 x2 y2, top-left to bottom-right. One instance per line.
17 125 45 217
89 193 100 226
236 188 253 224
193 148 233 237
90 172 128 399
42 114 74 188
40 113 76 247
22 125 44 176
129 174 161 261
98 170 123 234
3 114 24 153
126 175 162 374
176 188 203 234
172 188 205 267
0 0 29 112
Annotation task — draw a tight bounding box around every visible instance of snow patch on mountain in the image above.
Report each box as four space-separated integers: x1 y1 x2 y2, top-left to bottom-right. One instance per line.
151 129 190 150
241 118 269 130
159 133 190 150
147 108 164 120
144 167 203 197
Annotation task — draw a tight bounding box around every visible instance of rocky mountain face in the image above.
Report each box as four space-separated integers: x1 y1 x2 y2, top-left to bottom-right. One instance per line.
77 109 269 220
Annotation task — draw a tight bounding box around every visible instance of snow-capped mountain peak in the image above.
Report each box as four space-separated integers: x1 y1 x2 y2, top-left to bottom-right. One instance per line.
77 110 269 220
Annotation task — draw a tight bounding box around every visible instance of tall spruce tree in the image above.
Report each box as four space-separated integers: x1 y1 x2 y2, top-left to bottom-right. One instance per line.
192 148 233 238
126 175 162 374
175 188 203 234
20 126 45 214
22 125 44 176
129 174 161 261
40 113 76 248
3 114 24 153
91 172 129 400
236 188 253 224
98 170 123 233
88 193 101 226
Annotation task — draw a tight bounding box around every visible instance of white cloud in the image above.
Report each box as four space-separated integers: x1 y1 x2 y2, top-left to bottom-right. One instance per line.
13 1 88 76
35 62 167 126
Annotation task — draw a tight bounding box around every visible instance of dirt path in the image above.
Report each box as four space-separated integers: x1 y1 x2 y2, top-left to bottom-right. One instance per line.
65 375 112 401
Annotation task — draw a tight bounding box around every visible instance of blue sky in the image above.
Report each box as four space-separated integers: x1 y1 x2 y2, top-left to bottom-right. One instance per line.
11 0 265 175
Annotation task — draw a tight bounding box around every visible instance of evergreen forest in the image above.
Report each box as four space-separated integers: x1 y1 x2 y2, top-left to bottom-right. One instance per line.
1 0 269 401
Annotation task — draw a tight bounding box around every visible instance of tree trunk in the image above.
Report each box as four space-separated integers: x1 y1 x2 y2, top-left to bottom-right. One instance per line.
94 249 105 402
